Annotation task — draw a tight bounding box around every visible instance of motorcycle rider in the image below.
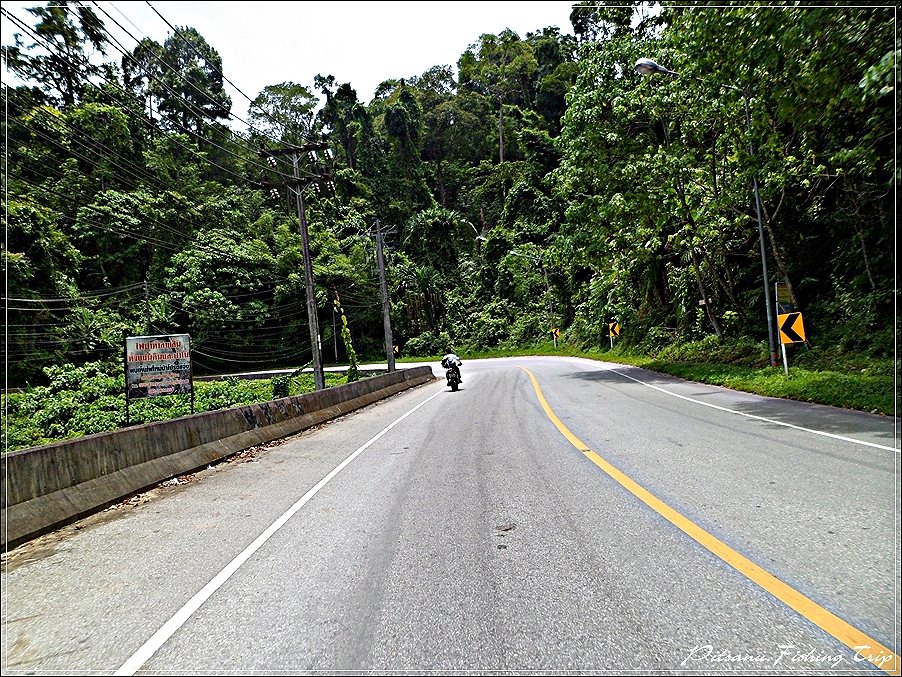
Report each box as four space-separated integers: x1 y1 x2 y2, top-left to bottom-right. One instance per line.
440 351 463 384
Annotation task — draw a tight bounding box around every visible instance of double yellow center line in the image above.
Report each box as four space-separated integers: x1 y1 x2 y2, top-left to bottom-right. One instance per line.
520 366 899 675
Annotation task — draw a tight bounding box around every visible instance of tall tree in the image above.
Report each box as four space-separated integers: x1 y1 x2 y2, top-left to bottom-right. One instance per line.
459 30 538 163
3 0 107 107
122 37 164 125
249 81 319 145
153 26 231 136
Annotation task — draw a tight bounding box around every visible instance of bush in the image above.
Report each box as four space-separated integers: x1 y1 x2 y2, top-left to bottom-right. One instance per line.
1 362 350 453
271 375 290 399
656 335 768 367
637 326 679 355
404 331 452 357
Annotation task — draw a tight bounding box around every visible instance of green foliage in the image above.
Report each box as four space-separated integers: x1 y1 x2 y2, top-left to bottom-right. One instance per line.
271 375 290 399
333 295 360 383
3 6 893 402
404 331 452 358
1 360 350 453
655 335 769 368
153 27 232 135
3 3 107 106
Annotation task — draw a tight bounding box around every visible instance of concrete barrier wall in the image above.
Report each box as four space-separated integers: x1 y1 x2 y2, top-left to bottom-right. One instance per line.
1 366 435 548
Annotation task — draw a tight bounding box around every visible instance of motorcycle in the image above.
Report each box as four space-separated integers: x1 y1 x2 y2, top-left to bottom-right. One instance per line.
445 366 461 392
441 354 462 392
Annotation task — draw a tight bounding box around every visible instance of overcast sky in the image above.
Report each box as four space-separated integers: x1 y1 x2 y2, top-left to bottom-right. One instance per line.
2 1 579 119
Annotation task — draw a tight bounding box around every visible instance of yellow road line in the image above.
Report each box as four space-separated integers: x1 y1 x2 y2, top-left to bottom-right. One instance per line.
520 366 900 675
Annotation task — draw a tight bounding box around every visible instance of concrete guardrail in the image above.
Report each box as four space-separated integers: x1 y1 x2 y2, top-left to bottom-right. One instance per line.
1 366 435 548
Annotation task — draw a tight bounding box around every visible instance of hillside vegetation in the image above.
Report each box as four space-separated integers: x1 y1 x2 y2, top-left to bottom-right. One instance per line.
3 3 897 430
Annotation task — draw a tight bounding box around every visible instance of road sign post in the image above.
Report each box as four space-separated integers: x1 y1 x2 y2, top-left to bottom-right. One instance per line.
608 322 620 349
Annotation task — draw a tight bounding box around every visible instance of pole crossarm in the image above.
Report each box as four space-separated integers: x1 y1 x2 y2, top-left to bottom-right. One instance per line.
250 140 335 389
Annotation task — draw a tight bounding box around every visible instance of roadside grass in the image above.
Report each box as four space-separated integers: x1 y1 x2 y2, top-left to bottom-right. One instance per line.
402 342 897 417
4 341 896 454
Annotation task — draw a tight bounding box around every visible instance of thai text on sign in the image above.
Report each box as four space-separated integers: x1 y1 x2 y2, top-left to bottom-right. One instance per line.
125 334 193 399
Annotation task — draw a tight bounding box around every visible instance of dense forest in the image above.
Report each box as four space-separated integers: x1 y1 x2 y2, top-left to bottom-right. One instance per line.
3 1 897 387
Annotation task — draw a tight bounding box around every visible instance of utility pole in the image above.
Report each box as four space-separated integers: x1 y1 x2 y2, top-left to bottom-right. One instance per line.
373 220 396 372
543 265 555 349
259 142 331 390
143 279 151 333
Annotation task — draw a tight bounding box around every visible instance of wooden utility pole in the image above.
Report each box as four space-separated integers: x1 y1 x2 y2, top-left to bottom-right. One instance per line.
260 142 330 390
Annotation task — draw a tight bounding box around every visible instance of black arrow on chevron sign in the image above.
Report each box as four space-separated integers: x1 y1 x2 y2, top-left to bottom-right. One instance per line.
780 312 804 343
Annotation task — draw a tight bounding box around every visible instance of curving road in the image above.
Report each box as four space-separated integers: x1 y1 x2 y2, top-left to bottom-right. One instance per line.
2 356 899 674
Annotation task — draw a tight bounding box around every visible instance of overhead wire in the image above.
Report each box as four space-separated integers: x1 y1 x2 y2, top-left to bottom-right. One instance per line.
4 5 339 232
3 5 384 370
88 1 322 180
1 7 289 187
12 109 176 196
1 9 261 187
12 181 212 258
3 16 335 280
141 0 312 145
4 282 145 303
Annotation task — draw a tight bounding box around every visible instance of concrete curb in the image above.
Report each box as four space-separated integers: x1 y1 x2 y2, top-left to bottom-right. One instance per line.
2 366 435 549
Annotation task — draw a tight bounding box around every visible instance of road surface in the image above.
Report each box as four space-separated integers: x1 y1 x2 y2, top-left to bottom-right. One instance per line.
2 356 899 674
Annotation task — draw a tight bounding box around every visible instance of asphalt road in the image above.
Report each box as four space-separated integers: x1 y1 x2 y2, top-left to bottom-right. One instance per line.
2 356 899 675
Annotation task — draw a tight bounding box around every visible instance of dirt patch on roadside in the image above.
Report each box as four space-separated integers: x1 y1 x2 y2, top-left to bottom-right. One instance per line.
1 439 287 573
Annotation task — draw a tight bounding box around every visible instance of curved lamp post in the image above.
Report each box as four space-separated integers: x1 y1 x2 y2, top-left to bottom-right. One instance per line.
634 58 778 368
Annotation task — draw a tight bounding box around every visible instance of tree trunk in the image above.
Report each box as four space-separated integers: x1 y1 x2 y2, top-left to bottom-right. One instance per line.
760 206 799 309
692 248 723 339
702 248 745 320
855 222 876 291
436 159 446 208
497 101 504 164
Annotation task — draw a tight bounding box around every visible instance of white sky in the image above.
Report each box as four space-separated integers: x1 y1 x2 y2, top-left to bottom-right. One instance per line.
2 0 578 118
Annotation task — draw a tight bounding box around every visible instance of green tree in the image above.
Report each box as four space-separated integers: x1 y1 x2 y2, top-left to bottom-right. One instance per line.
153 27 231 137
3 1 107 107
249 82 319 145
459 30 539 163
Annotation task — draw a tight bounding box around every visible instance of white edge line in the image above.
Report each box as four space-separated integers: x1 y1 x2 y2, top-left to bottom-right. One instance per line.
606 367 899 454
114 385 445 676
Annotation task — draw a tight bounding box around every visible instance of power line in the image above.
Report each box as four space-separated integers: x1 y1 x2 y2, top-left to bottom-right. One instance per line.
141 0 311 144
2 8 283 185
86 2 312 179
4 283 144 303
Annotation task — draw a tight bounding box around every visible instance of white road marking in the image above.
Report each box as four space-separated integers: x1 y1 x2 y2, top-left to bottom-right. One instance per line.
114 385 445 675
605 366 899 453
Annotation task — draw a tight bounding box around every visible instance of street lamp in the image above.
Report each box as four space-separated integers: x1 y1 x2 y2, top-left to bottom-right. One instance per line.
634 58 778 368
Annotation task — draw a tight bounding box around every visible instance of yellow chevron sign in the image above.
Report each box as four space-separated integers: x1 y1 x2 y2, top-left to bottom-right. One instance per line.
608 322 620 337
778 312 806 344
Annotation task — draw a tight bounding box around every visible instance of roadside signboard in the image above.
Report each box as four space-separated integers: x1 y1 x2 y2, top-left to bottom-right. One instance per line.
124 334 193 422
608 322 620 349
775 282 793 314
776 311 807 377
